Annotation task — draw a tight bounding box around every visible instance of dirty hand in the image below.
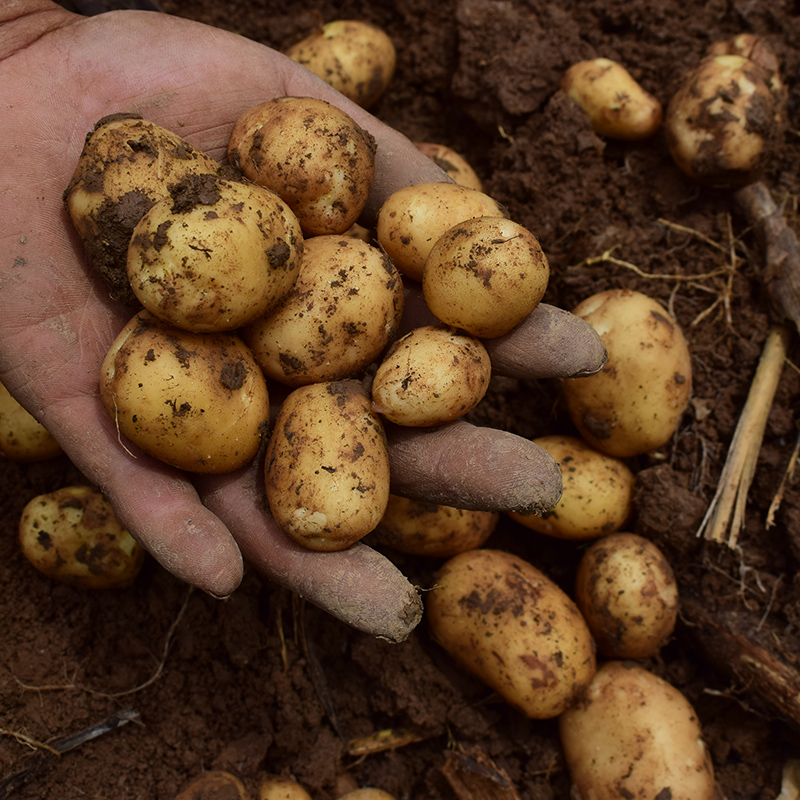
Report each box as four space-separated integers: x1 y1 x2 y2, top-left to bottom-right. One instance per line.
0 2 605 641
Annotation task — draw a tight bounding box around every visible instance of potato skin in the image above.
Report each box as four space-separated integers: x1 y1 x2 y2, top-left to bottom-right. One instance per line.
415 142 483 191
559 661 715 800
175 771 249 800
0 381 62 462
427 549 596 719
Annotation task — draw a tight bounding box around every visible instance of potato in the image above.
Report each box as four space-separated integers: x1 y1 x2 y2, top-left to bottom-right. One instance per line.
19 486 144 589
243 235 403 386
0 380 62 461
508 435 634 540
175 771 249 800
575 533 678 659
371 325 491 427
422 216 550 338
371 494 498 557
562 289 692 457
427 549 596 719
414 142 483 190
376 182 507 282
285 20 396 109
100 311 269 474
559 661 715 800
265 379 390 551
64 112 220 306
259 776 312 800
561 58 663 140
127 174 303 332
228 97 376 236
339 791 397 800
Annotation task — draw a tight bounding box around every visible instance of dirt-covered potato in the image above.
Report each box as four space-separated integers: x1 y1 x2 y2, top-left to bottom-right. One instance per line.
100 311 269 474
228 97 376 236
371 494 498 557
243 235 403 386
427 549 596 719
0 381 62 461
414 142 483 190
422 216 550 338
265 380 390 551
376 182 507 282
371 325 491 427
175 771 249 800
259 776 312 800
64 113 220 306
562 289 692 457
559 661 715 800
339 791 397 800
127 174 303 332
19 486 144 589
508 435 634 540
575 533 679 659
561 58 663 140
285 20 396 109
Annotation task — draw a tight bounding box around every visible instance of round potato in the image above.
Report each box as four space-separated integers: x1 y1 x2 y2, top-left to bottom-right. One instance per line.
259 776 313 800
422 216 550 338
415 142 483 190
127 175 303 332
176 772 249 800
508 435 634 540
100 311 269 474
0 380 62 461
19 486 144 589
339 791 397 800
562 289 692 457
427 549 596 719
228 97 376 235
559 661 715 800
265 379 390 551
371 325 491 427
243 235 403 386
285 20 396 109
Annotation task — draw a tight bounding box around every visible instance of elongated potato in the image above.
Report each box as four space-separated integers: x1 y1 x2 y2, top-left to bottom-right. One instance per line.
0 381 62 461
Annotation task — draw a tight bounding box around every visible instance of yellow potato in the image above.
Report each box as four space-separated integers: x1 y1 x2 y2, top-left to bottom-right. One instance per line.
175 771 249 800
243 235 403 387
19 486 144 589
0 381 62 461
559 661 715 800
427 549 596 719
259 776 312 800
415 142 483 190
562 289 692 457
422 216 550 338
265 380 390 551
508 435 634 540
339 791 397 800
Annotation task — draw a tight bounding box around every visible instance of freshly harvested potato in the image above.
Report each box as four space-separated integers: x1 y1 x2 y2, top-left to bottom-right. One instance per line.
19 486 144 589
265 380 390 551
64 112 220 306
561 58 663 140
259 776 312 800
559 661 715 800
427 549 596 719
0 381 62 461
562 289 692 457
371 325 491 427
175 771 249 800
228 97 376 236
371 494 498 557
339 791 397 800
508 435 634 540
422 216 550 338
376 182 507 282
243 235 403 387
100 311 269 474
415 142 483 190
285 20 396 109
127 174 303 332
575 533 679 659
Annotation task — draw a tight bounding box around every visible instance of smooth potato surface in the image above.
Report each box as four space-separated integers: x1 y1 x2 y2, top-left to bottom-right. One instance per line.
0 381 62 461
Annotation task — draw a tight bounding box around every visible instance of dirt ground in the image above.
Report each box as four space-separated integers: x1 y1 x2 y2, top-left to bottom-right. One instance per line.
3 0 800 798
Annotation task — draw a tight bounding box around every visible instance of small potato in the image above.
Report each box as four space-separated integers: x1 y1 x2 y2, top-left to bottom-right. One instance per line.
427 549 596 719
0 381 62 461
562 289 692 457
175 771 249 800
376 182 507 282
371 325 491 427
127 175 303 332
559 661 715 800
415 142 483 191
575 533 678 659
265 380 390 551
19 486 144 589
100 311 269 474
508 435 634 540
285 20 396 109
339 791 397 800
243 235 403 386
228 97 376 236
371 494 498 557
423 217 550 338
259 776 312 800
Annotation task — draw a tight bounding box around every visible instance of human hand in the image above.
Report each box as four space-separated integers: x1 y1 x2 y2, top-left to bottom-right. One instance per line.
0 2 605 641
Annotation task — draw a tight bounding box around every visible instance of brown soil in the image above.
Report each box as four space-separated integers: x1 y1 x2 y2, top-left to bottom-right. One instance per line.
3 1 800 798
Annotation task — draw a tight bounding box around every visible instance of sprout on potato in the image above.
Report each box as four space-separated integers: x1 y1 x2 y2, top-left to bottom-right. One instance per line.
0 380 62 461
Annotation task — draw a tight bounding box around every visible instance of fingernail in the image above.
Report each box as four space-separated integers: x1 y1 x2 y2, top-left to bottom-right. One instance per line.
570 348 608 378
